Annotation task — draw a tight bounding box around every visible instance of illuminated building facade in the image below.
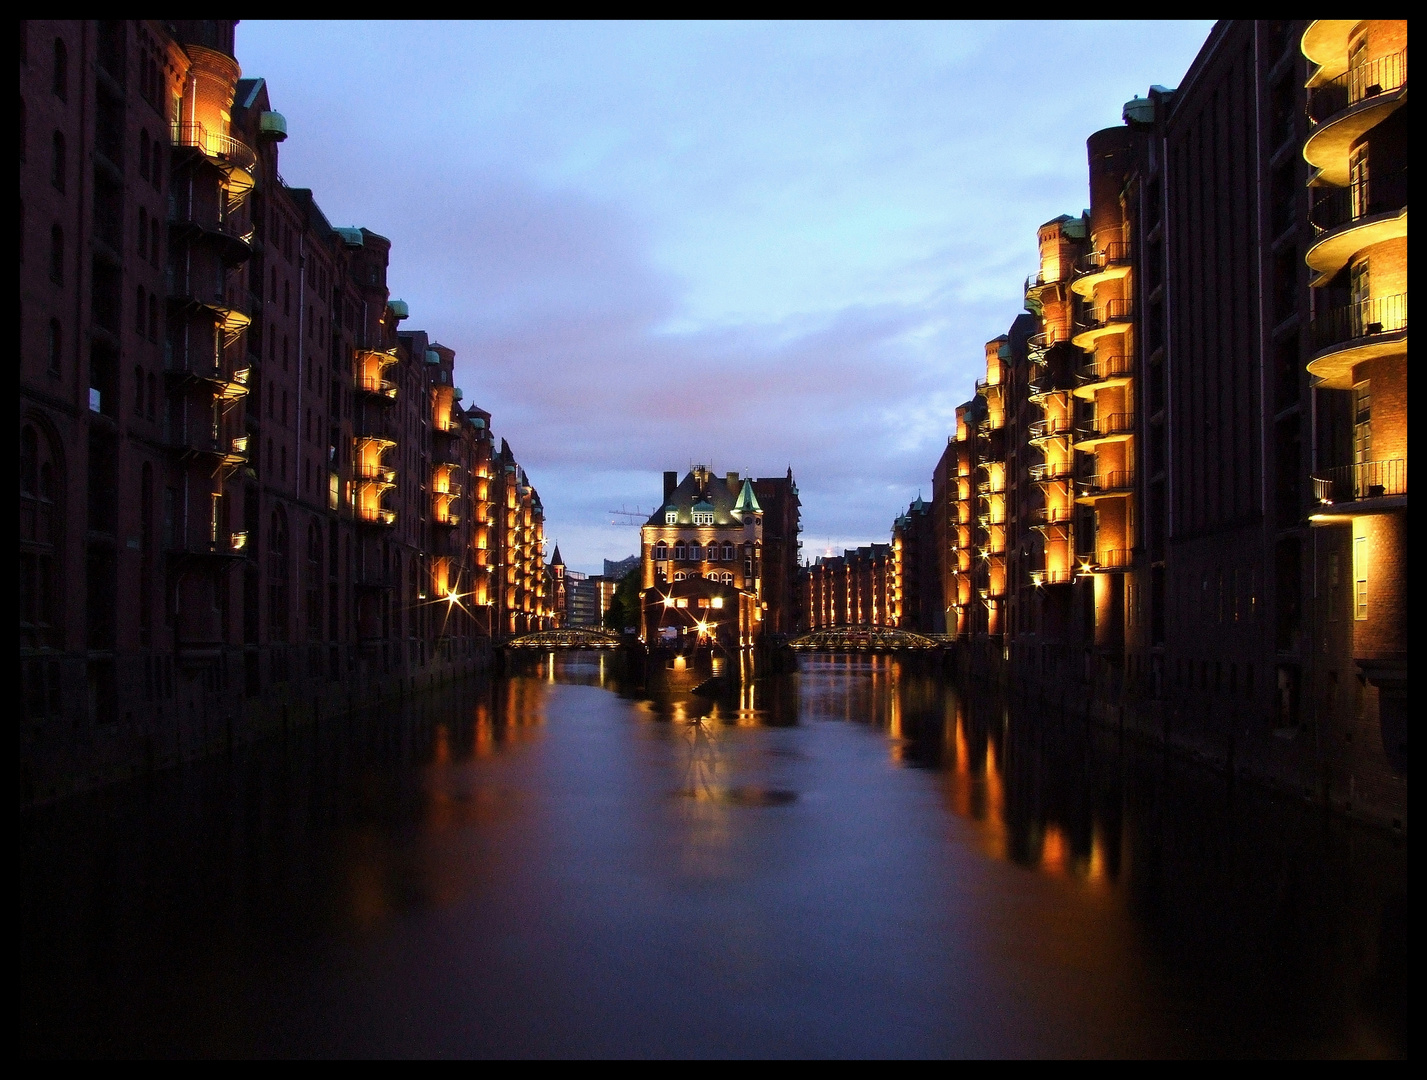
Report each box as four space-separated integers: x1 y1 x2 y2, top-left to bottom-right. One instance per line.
800 544 894 631
492 439 552 636
641 466 782 645
19 19 548 803
896 20 1406 826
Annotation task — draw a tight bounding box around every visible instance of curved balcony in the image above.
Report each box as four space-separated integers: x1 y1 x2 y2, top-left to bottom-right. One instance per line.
1073 353 1134 399
1089 548 1133 573
1028 417 1074 443
1077 411 1136 449
1306 169 1408 284
1029 461 1075 484
167 201 253 265
1071 298 1133 350
1304 49 1407 186
1312 458 1407 508
1030 567 1074 586
1076 470 1135 503
1070 242 1132 298
976 478 1005 497
1301 20 1361 75
357 506 396 528
356 374 399 400
1308 293 1407 388
1028 376 1074 404
170 122 257 201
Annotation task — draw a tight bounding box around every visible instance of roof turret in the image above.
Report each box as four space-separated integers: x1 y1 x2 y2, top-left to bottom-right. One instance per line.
733 478 762 516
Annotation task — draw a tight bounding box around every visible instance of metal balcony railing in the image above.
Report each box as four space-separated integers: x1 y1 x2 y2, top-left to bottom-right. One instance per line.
356 374 398 399
1080 470 1135 495
1094 548 1133 570
1028 418 1074 440
170 122 258 176
1312 458 1407 503
358 507 396 527
355 462 397 483
1077 353 1134 383
1080 412 1136 439
1075 241 1131 277
1033 506 1074 525
1078 298 1134 332
1029 461 1075 482
1311 166 1409 233
1030 568 1074 585
1308 48 1408 124
1312 293 1407 350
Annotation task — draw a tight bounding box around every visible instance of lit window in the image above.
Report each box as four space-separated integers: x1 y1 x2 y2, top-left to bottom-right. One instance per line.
653 543 667 560
674 571 686 581
675 598 688 608
665 510 677 525
674 543 686 560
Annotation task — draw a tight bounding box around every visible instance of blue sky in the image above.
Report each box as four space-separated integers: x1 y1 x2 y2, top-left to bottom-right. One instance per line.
239 20 1214 574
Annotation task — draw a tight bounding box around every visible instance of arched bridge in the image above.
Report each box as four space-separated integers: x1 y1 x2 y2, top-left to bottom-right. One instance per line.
504 628 624 650
786 627 944 652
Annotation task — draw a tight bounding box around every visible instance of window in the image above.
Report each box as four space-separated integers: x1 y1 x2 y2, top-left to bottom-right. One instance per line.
665 510 677 525
148 294 158 342
692 510 714 525
722 543 734 560
674 571 686 582
1353 382 1371 465
688 542 702 561
49 224 63 284
135 285 146 335
47 318 61 374
147 373 157 420
138 129 150 180
51 130 64 191
20 422 62 649
133 365 144 413
1353 532 1368 621
52 38 67 101
137 207 148 256
653 543 667 560
269 510 289 641
674 542 686 560
721 572 733 585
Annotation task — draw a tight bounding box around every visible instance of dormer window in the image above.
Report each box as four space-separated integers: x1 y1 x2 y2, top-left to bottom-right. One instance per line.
665 510 678 525
692 510 714 525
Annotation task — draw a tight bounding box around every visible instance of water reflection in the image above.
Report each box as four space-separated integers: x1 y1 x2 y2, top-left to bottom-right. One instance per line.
20 650 1405 1058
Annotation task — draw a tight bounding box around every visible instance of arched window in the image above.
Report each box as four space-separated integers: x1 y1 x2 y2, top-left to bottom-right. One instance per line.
674 542 686 560
137 207 148 256
653 543 667 560
268 509 289 642
674 571 687 582
21 421 63 649
135 285 146 335
722 543 735 560
721 572 733 585
50 130 64 191
270 266 277 302
138 129 150 180
49 224 62 284
47 318 61 374
150 217 161 265
148 294 158 342
52 38 67 101
146 372 157 420
688 542 701 561
133 365 144 414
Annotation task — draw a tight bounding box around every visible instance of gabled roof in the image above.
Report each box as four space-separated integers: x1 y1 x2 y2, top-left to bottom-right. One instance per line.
645 469 748 527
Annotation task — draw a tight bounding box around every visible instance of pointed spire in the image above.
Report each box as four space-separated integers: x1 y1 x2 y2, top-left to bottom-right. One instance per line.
549 545 563 566
733 477 762 516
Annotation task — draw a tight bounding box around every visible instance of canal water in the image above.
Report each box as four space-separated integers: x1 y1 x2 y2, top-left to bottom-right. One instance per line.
21 653 1406 1058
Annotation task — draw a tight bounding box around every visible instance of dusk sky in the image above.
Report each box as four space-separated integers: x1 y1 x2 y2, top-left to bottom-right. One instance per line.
239 20 1214 575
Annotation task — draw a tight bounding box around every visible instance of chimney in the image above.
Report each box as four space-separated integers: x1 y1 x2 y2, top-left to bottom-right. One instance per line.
663 471 678 502
727 472 739 495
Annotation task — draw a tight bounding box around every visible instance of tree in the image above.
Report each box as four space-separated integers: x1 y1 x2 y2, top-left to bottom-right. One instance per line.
603 566 642 632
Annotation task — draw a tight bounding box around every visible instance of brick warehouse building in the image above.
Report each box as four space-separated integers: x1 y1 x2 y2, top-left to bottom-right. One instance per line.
872 20 1406 828
19 20 553 803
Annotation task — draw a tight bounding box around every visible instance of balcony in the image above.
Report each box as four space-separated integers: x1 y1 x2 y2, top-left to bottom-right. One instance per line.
1304 48 1408 186
1027 376 1073 404
1312 458 1407 511
1028 461 1074 483
1073 353 1134 398
356 373 398 400
1028 417 1074 442
1077 411 1136 449
1072 298 1134 349
357 506 396 528
170 121 257 200
1090 547 1133 572
1308 293 1407 388
167 199 254 264
1070 242 1132 298
1306 167 1408 284
1030 567 1074 586
1077 470 1135 503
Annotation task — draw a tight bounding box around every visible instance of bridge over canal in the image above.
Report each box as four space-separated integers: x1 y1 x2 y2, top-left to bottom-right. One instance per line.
503 628 625 650
785 627 947 652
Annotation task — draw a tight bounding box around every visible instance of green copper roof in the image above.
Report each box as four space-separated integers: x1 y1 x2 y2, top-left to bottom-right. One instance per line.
733 478 761 515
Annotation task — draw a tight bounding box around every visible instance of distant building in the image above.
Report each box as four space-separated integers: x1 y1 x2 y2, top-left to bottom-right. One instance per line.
640 466 796 646
603 555 639 580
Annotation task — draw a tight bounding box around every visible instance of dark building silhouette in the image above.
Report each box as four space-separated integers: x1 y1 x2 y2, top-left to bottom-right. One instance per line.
19 19 551 804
